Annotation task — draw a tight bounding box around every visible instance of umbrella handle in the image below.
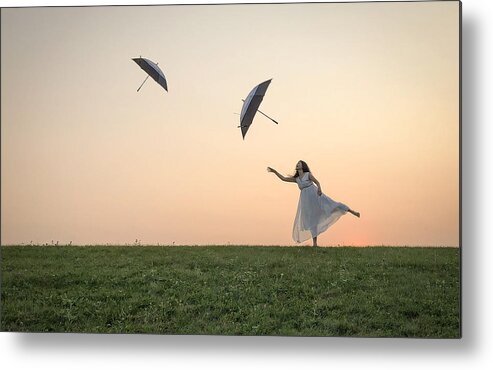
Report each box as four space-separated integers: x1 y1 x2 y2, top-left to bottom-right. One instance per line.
137 75 150 92
240 99 278 124
257 108 279 125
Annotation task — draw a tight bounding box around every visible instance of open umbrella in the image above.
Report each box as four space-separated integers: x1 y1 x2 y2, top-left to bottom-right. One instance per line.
239 79 278 139
132 57 168 92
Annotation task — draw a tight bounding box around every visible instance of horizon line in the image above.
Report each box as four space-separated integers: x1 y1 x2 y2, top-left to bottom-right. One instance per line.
1 243 460 248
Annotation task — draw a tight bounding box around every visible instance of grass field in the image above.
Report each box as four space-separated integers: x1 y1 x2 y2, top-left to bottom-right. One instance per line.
0 245 460 338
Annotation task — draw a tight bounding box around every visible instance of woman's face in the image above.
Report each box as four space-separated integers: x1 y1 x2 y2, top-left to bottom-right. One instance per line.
296 161 302 171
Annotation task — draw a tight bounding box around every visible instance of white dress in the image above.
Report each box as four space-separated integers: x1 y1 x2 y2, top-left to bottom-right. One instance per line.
293 172 350 243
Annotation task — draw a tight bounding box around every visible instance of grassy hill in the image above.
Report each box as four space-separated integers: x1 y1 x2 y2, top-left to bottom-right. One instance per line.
0 245 460 338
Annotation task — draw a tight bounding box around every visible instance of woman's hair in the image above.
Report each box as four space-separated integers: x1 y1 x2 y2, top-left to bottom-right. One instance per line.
293 160 310 178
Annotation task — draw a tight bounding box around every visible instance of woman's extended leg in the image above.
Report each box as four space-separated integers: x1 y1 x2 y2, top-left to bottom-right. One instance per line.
313 236 318 247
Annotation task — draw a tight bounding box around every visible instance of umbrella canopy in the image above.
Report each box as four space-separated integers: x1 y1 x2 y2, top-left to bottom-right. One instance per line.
132 57 168 92
239 79 273 139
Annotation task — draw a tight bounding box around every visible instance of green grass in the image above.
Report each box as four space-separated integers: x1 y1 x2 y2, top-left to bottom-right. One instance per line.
0 245 460 338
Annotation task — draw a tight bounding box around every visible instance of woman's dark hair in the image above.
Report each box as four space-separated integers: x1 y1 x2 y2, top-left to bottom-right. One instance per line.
293 160 310 178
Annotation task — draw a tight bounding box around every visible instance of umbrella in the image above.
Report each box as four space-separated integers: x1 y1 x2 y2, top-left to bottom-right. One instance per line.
132 57 168 92
239 79 278 139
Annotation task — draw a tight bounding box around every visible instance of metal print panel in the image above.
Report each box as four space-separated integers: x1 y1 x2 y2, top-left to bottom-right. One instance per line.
0 1 461 338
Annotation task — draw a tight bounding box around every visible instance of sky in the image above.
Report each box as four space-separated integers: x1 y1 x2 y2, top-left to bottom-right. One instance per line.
1 1 460 246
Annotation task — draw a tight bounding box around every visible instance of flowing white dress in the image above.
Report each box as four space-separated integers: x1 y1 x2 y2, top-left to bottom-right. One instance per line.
293 172 350 243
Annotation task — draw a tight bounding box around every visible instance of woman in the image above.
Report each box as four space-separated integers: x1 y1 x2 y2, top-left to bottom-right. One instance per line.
267 160 360 247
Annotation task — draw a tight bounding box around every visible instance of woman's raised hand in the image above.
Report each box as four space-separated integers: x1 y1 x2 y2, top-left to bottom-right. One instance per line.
267 167 275 173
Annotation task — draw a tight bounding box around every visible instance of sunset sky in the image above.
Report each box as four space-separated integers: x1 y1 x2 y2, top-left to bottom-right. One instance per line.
1 1 460 246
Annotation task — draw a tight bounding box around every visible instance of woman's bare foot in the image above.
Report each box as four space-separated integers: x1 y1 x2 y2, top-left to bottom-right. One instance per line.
349 209 360 218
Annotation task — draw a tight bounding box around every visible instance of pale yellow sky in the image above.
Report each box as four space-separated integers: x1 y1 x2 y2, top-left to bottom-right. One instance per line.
1 2 460 246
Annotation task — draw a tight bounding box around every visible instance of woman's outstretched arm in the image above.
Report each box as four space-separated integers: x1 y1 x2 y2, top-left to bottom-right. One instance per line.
267 167 296 182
